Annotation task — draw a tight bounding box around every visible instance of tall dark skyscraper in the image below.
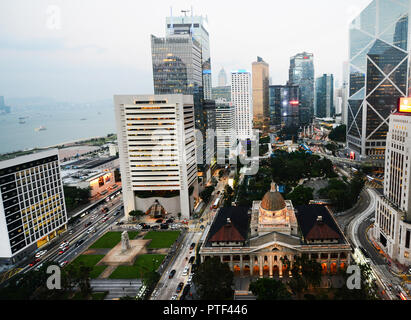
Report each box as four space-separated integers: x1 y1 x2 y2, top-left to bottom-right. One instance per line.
346 0 410 164
152 12 216 186
151 34 202 96
166 13 212 100
315 74 334 118
269 84 300 129
289 52 314 126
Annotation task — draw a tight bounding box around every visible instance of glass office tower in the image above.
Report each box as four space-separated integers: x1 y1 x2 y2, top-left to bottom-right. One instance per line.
347 0 410 163
269 85 300 129
315 74 334 118
289 52 315 126
151 34 203 95
166 14 212 100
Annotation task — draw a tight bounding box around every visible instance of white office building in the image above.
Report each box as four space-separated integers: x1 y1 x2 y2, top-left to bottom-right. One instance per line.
215 99 236 163
373 107 411 266
114 94 199 220
231 70 253 141
0 149 67 263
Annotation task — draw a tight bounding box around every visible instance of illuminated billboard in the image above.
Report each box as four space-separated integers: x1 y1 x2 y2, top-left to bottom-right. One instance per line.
398 97 411 113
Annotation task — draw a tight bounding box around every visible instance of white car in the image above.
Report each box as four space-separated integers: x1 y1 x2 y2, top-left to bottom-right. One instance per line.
59 261 68 267
187 274 193 284
59 242 69 249
35 250 47 258
171 294 178 300
182 266 190 276
35 263 44 271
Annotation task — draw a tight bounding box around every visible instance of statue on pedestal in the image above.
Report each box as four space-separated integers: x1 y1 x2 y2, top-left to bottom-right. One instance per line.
121 231 130 252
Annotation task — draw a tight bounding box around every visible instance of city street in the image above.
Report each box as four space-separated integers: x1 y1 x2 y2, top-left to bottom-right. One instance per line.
151 170 228 300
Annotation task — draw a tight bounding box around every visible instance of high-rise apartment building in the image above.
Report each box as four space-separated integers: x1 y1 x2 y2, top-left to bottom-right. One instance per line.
215 99 236 163
218 68 228 87
231 70 253 141
289 52 314 125
114 94 198 220
166 13 212 100
0 149 67 263
252 57 270 133
373 98 411 266
315 74 334 118
347 0 410 164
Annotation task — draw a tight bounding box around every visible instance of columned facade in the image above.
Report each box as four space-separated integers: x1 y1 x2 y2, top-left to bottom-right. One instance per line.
200 247 350 278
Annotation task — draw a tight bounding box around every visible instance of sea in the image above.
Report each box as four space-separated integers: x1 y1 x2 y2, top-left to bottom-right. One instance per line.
0 101 116 155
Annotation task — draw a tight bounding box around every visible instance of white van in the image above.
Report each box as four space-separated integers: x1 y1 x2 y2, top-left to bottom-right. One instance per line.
182 266 190 276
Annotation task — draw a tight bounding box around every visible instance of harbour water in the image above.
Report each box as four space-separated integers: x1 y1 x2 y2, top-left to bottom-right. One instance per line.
0 102 116 155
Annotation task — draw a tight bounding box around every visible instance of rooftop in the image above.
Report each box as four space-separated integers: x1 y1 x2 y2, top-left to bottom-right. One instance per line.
206 207 249 246
294 205 345 244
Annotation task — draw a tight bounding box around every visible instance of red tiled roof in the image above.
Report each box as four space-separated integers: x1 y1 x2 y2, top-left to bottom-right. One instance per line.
306 222 340 241
209 223 245 242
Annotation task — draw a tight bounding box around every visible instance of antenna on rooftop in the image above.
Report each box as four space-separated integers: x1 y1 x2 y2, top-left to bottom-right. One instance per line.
181 9 190 16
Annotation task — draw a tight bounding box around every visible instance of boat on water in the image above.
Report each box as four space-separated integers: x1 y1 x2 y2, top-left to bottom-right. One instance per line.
34 125 47 132
80 118 87 120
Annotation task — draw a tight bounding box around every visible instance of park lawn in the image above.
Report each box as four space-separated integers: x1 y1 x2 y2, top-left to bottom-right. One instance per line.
109 254 165 279
70 254 106 279
143 231 180 249
91 291 109 300
89 231 139 249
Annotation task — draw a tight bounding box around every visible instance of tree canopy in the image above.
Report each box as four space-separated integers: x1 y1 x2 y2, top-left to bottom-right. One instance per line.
249 278 292 300
193 257 234 300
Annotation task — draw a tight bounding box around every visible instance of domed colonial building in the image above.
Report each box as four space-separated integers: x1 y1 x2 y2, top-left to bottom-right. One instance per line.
199 183 352 278
251 182 298 237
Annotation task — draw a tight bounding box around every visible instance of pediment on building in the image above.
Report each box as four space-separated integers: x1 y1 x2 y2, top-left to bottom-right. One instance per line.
249 231 301 253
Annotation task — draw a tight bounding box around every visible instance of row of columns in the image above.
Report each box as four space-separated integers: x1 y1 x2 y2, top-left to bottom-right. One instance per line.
201 251 350 277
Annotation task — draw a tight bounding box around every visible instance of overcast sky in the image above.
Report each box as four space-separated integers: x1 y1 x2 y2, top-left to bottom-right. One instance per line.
0 0 372 103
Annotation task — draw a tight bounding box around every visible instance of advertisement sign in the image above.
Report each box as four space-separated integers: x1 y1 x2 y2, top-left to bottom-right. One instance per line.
398 97 411 113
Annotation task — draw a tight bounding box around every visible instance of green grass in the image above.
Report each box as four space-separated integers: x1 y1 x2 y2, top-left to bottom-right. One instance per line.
92 291 109 300
143 231 180 249
109 254 165 279
70 254 106 279
89 231 139 249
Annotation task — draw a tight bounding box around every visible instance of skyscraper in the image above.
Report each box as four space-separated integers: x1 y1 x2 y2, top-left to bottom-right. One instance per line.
315 74 334 118
341 61 349 125
0 149 67 263
218 68 228 87
289 52 314 126
252 57 270 133
215 99 236 163
269 84 300 129
114 94 198 220
373 98 411 266
151 34 202 96
212 86 231 102
166 12 212 100
153 12 215 187
347 0 410 164
231 70 253 141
